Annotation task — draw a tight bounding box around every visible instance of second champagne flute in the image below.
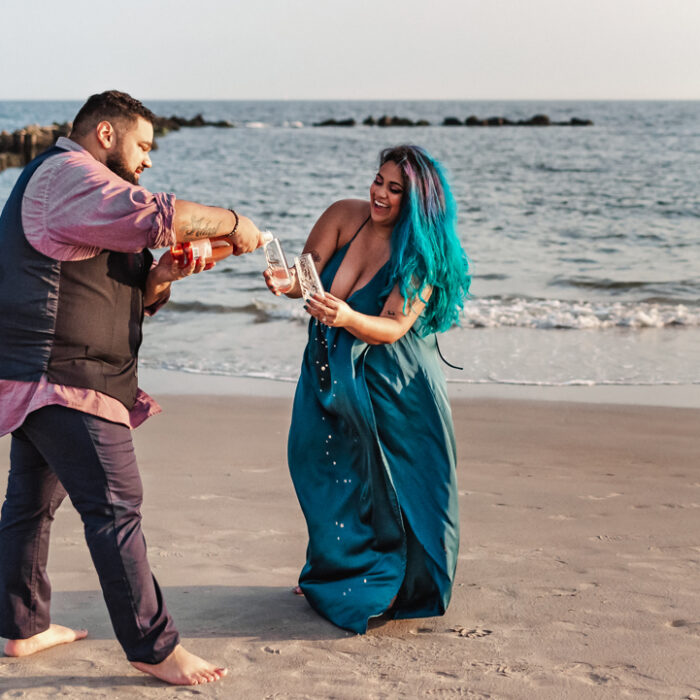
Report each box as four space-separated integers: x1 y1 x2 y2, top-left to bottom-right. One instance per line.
294 253 325 300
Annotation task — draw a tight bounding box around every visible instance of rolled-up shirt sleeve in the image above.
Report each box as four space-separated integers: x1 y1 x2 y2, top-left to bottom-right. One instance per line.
22 138 176 261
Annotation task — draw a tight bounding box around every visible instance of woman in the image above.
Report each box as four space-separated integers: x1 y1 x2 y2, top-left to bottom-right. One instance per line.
265 145 470 634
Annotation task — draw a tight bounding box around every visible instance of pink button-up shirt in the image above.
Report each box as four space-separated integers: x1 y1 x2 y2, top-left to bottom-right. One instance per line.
0 137 177 437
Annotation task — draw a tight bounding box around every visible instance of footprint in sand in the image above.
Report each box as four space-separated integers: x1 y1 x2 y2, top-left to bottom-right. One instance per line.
450 626 492 638
581 492 622 501
549 582 598 597
551 588 578 597
668 619 700 636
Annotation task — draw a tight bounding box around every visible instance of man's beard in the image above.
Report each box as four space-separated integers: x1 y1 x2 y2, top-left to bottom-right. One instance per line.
105 150 139 185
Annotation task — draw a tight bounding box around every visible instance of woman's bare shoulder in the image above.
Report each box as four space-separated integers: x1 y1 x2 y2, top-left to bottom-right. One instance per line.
305 200 369 258
328 199 370 239
323 199 369 219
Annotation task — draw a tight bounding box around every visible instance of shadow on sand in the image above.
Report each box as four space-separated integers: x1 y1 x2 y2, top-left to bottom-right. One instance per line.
3 584 350 645
0 584 363 694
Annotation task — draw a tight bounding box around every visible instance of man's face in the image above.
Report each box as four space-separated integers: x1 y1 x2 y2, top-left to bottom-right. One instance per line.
105 116 154 185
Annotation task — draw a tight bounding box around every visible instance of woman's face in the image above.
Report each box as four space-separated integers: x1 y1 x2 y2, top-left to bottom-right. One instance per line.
370 160 404 226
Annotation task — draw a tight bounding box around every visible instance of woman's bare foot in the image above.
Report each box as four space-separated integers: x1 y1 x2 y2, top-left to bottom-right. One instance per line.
292 585 304 596
4 624 88 657
131 644 228 686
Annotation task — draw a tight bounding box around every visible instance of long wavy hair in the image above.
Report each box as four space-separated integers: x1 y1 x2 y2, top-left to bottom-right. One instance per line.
380 145 470 335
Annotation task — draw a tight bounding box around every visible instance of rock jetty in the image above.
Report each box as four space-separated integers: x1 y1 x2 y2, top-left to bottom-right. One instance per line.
151 113 234 135
460 114 593 127
1 112 594 174
312 114 593 128
0 122 72 173
0 113 234 174
313 117 357 127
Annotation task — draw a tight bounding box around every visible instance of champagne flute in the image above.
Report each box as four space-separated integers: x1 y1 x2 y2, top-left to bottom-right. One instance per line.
294 253 325 300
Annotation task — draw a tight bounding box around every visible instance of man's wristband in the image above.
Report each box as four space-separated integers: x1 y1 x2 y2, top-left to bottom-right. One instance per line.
227 209 239 238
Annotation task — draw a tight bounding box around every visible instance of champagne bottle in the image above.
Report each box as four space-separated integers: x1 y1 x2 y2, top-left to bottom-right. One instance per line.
171 237 234 270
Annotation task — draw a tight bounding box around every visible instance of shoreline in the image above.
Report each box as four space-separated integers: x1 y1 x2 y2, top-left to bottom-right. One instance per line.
139 368 700 408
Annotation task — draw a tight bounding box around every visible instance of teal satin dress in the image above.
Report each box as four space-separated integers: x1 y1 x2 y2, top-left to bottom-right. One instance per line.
288 231 459 634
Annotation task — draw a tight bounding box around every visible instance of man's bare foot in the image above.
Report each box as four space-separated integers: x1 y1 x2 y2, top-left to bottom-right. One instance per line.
131 644 228 686
292 585 304 596
4 624 88 657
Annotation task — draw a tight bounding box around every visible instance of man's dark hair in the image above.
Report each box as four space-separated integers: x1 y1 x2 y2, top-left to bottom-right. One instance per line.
71 90 156 137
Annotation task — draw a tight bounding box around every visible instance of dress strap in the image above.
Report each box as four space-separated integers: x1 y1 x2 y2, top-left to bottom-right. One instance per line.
348 215 370 244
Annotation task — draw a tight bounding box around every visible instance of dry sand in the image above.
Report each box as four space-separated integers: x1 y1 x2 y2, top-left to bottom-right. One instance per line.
0 389 699 699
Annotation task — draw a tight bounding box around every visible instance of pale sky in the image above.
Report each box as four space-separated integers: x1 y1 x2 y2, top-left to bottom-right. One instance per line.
1 0 698 100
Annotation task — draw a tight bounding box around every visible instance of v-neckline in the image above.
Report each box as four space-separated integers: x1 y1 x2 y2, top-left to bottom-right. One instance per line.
343 259 391 301
328 219 391 301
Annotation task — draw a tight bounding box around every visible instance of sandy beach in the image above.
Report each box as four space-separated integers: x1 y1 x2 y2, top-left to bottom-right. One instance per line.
1 378 699 699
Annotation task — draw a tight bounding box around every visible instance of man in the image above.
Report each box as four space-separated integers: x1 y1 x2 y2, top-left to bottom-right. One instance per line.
0 91 263 685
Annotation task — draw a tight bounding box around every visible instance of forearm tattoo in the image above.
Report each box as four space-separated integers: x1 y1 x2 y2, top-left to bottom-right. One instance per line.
183 216 221 240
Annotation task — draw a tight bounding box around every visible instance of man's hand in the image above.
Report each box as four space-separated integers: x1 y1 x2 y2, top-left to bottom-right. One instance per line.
154 248 208 281
228 216 265 255
144 249 207 307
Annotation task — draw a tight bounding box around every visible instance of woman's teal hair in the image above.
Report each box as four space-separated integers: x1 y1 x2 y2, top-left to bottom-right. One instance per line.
380 144 470 335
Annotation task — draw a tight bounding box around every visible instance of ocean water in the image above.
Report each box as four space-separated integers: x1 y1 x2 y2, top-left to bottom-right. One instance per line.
1 100 698 387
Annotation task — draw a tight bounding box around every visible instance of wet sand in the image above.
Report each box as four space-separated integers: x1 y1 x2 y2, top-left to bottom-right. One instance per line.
1 385 699 698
